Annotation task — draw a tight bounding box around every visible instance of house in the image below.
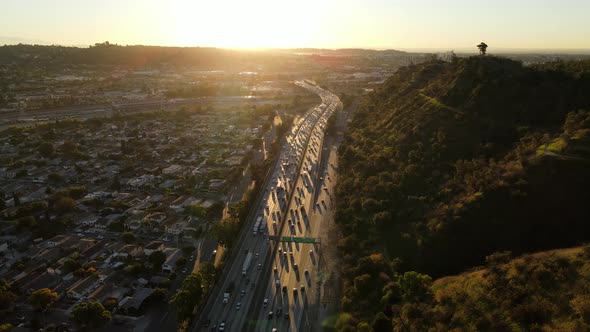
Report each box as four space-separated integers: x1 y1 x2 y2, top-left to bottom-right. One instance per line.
118 287 155 313
46 235 70 248
126 220 142 232
67 274 100 299
169 196 198 213
47 258 66 276
165 218 188 236
144 212 167 226
162 165 183 175
89 284 129 304
80 240 106 259
161 248 182 273
143 241 164 256
94 217 112 229
114 245 143 259
80 216 98 227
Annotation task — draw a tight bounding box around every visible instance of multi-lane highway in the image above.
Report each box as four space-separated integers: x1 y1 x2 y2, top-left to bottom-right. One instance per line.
194 81 341 332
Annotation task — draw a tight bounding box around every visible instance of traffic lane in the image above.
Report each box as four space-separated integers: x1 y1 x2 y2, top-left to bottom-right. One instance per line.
275 181 317 331
207 232 262 328
255 162 318 328
198 101 321 331
205 113 308 327
218 233 269 329
246 95 336 330
231 237 272 329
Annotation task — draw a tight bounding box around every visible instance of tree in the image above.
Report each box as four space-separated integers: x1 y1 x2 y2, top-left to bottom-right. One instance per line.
210 217 241 247
149 288 168 302
198 262 217 291
63 258 81 272
30 288 57 312
148 251 166 272
47 173 62 183
397 271 432 303
30 288 57 326
0 279 16 310
372 311 392 332
53 196 77 215
110 175 121 191
16 216 37 232
185 204 206 219
121 232 135 243
70 301 111 328
170 273 203 322
477 42 488 55
38 142 54 158
170 290 196 322
12 192 20 207
60 140 79 156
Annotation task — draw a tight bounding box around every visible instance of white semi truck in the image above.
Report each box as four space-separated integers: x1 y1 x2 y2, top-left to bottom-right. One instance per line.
253 216 262 235
242 252 253 276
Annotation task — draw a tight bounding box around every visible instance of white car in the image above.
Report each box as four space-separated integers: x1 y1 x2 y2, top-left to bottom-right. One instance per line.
263 299 268 307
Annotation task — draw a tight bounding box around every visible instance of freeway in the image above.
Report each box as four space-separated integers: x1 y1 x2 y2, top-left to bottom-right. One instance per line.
194 81 341 332
247 83 341 332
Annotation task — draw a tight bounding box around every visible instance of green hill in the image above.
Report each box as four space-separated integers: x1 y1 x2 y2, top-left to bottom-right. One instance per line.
334 56 590 330
408 247 590 331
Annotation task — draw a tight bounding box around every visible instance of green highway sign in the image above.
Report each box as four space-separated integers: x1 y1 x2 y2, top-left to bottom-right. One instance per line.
281 236 316 244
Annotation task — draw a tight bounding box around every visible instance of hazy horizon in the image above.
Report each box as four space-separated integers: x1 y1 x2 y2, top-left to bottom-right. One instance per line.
2 0 590 51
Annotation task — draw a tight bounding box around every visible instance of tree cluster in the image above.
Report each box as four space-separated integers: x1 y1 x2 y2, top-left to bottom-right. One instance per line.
334 56 590 330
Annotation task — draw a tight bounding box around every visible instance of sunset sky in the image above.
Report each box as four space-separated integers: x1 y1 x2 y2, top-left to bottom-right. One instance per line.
1 0 589 50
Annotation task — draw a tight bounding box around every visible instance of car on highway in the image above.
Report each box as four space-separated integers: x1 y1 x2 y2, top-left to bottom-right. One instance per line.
263 298 269 307
218 322 225 331
268 311 273 318
236 302 241 310
241 289 245 297
257 263 262 270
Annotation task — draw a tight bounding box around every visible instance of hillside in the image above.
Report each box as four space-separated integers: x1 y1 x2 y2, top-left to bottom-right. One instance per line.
407 247 590 331
0 43 299 69
333 56 590 330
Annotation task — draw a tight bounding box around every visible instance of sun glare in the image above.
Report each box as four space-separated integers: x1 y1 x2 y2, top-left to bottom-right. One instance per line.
168 0 322 48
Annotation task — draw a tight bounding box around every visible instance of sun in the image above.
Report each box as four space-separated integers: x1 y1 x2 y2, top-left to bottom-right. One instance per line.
166 0 322 48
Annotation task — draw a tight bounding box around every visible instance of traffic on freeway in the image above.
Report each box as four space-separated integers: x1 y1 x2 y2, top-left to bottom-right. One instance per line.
194 81 342 332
